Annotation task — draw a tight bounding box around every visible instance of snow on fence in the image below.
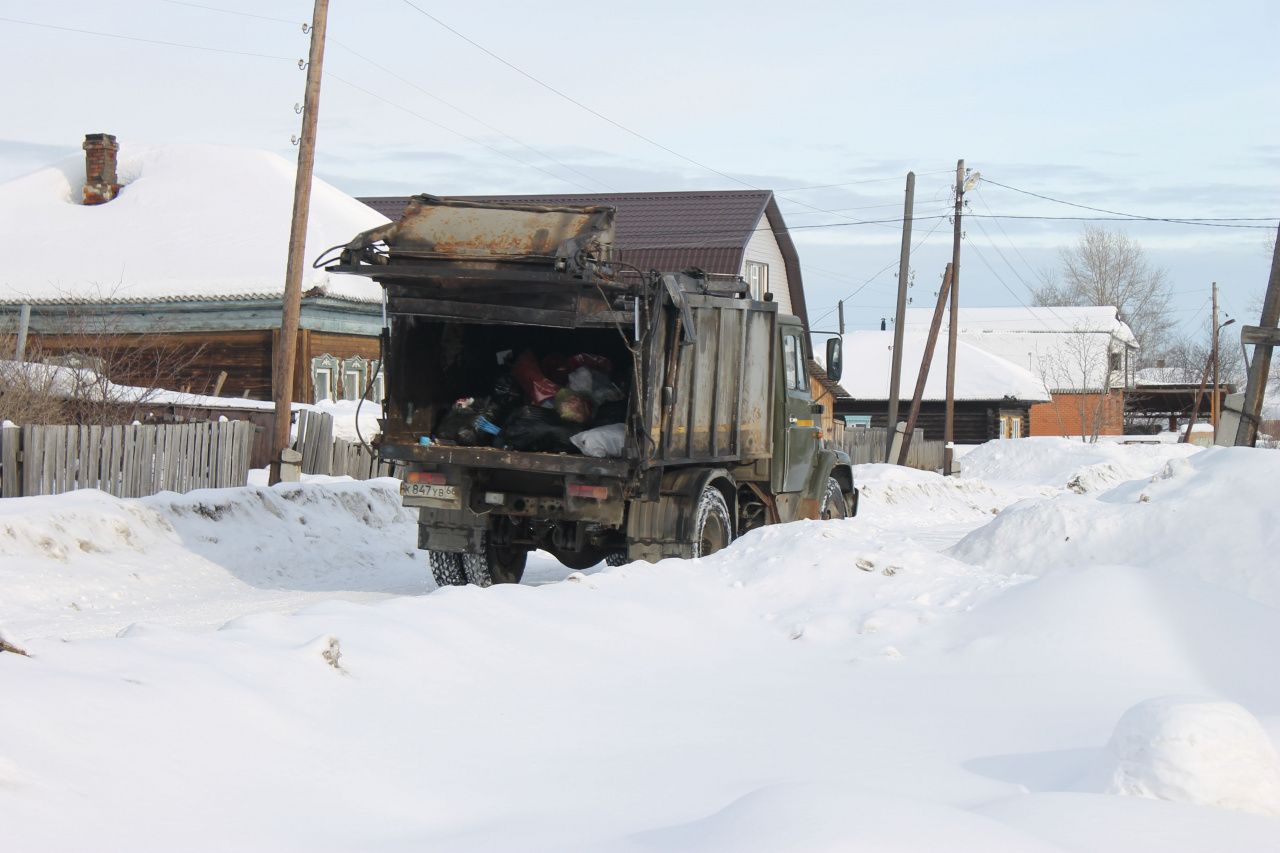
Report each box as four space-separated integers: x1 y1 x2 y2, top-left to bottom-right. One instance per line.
841 426 945 471
293 409 395 480
0 420 256 499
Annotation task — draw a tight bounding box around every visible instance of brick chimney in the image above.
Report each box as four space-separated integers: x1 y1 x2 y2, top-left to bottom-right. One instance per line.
82 133 122 205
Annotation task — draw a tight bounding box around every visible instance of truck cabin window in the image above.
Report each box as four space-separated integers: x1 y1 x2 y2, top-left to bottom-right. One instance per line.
783 334 806 391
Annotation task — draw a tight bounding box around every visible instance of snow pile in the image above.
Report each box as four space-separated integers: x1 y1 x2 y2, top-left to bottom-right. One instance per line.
0 143 387 303
951 448 1280 606
1101 697 1280 816
0 480 421 640
958 436 1200 492
2 439 1279 850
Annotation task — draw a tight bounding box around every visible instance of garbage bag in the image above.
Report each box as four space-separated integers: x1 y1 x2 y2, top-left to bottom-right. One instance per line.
570 423 626 458
502 406 582 453
568 366 624 404
555 388 593 424
567 353 613 374
512 350 561 404
435 397 498 446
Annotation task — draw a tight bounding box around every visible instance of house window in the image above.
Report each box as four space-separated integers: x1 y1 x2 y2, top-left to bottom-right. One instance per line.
1109 350 1121 372
745 261 769 300
844 415 872 428
311 354 339 403
366 360 384 403
341 356 369 402
999 412 1023 439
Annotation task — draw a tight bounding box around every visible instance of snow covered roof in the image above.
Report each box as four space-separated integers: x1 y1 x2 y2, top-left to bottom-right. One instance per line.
838 330 1051 402
900 306 1136 393
904 305 1138 346
0 143 388 305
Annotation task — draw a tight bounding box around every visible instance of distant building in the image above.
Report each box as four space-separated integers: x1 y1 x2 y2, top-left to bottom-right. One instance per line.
903 306 1139 437
832 329 1051 443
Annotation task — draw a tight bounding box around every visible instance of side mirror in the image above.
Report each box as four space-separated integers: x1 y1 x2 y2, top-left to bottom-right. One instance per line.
825 337 843 382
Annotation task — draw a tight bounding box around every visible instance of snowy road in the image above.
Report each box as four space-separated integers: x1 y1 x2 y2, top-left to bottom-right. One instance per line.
2 438 1278 852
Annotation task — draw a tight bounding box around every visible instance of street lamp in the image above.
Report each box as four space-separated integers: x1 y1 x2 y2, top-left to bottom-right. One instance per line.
1212 318 1236 427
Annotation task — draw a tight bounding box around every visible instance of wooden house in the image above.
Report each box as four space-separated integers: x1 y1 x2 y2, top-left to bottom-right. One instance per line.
0 135 389 403
832 329 1051 443
903 306 1139 437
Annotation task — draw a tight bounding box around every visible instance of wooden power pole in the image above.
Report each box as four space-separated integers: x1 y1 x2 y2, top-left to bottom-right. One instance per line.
885 171 915 461
1234 223 1280 446
943 159 964 476
898 264 953 466
1211 281 1220 427
270 0 330 485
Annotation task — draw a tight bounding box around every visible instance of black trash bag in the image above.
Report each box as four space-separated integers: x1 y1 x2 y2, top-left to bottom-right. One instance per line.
502 405 582 453
435 398 500 447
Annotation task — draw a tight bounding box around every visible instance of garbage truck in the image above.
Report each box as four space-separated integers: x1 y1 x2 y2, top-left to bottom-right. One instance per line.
330 195 856 587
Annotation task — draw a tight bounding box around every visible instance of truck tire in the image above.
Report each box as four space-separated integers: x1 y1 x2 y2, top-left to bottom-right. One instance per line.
691 486 733 558
819 477 849 520
429 551 468 588
462 544 528 587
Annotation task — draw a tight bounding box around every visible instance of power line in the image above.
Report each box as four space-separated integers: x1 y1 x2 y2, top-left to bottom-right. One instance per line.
157 0 616 191
773 169 956 192
0 14 295 60
972 187 1042 282
323 73 601 193
982 177 1279 225
327 40 615 192
157 0 302 26
809 212 950 326
967 212 1276 230
396 0 906 231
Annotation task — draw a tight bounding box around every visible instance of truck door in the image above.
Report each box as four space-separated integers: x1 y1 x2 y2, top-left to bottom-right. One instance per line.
779 328 817 492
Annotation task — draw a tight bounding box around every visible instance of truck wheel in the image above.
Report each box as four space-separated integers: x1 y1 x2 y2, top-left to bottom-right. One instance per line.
691 486 732 558
462 543 528 587
429 551 468 588
819 477 848 520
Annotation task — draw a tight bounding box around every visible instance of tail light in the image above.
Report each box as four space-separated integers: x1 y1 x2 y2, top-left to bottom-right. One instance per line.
568 484 609 501
407 471 446 485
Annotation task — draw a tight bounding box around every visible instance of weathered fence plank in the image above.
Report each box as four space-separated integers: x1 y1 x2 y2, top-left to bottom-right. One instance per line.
0 426 19 498
0 421 258 499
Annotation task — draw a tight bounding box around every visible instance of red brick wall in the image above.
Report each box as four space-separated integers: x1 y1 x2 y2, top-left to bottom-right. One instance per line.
1030 391 1125 437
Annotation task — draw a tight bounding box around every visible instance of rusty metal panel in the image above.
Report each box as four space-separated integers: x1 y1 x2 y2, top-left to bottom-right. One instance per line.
738 308 775 459
380 195 614 264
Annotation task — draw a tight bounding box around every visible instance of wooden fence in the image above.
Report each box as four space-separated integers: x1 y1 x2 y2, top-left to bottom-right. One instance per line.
840 426 946 472
293 409 396 480
0 420 257 499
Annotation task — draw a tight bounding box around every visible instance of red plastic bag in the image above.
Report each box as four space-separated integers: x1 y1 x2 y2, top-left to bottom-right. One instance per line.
567 353 613 374
512 350 561 405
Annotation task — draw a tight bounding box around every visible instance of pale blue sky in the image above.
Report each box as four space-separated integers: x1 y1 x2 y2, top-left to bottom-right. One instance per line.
2 0 1276 338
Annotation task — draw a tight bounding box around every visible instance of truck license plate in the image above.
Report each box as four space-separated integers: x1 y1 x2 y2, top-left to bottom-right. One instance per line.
401 483 458 500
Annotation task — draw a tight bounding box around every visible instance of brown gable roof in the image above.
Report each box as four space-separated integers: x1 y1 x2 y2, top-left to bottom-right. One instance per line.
358 190 808 328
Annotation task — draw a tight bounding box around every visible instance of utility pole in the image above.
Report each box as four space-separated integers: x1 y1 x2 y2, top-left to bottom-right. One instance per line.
885 171 915 461
943 159 964 475
1234 224 1280 446
898 264 952 466
1210 281 1219 427
270 0 330 485
14 304 30 361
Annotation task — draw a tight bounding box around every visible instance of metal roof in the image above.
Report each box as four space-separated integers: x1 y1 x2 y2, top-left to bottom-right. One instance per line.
359 190 809 328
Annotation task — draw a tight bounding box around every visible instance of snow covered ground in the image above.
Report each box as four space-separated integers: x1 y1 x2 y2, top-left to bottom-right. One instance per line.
1 438 1278 851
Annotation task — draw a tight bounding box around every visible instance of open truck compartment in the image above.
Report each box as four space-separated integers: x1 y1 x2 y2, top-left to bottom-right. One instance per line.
382 318 636 460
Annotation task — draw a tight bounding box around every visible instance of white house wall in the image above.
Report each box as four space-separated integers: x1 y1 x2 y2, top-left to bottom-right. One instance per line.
742 220 792 316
